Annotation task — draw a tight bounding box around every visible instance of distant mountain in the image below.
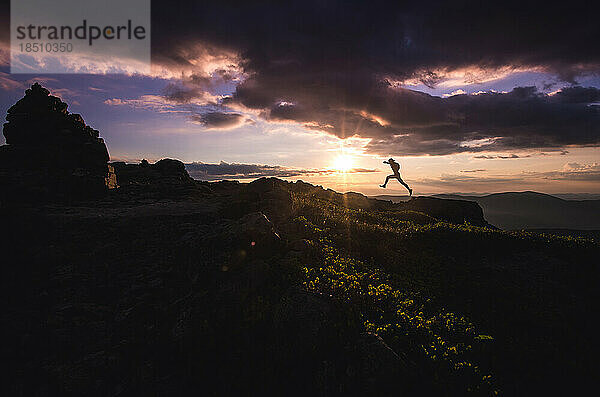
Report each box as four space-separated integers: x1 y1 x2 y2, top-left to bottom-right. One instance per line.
375 191 600 230
552 193 600 200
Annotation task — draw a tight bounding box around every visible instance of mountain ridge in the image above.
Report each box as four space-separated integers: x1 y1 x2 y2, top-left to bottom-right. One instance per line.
374 191 600 230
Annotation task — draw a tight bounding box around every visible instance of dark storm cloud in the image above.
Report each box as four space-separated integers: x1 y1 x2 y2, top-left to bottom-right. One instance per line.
3 1 599 78
150 1 599 81
185 162 377 181
550 86 600 104
146 0 600 155
245 84 600 156
2 1 598 154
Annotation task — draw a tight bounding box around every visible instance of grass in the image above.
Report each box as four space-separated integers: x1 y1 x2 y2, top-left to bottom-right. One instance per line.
285 191 599 395
295 215 498 395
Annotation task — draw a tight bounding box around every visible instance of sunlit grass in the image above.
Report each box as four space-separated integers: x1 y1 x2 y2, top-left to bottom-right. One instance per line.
294 215 499 395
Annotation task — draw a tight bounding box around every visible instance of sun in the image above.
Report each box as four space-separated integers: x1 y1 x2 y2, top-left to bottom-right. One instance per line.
332 154 354 173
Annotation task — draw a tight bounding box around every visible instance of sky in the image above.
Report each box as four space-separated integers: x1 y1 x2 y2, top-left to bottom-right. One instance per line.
1 0 599 196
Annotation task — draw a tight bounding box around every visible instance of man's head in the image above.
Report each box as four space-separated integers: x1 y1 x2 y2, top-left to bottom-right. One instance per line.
388 158 395 163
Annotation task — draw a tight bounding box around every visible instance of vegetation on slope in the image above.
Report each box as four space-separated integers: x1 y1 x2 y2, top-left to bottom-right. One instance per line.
2 177 597 396
296 215 498 395
285 189 598 396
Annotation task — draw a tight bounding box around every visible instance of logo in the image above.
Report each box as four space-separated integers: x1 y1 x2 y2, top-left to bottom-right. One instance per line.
11 0 151 74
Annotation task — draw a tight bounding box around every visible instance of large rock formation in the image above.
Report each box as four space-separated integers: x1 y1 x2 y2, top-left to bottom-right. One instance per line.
0 83 116 202
403 196 489 226
111 158 194 186
109 158 209 200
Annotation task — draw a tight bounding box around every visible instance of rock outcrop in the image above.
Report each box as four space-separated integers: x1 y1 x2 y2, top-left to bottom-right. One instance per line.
403 196 489 226
109 158 208 200
227 177 492 227
0 83 116 202
111 158 194 186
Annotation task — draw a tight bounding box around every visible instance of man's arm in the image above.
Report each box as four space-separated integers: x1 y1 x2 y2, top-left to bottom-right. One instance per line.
383 161 389 164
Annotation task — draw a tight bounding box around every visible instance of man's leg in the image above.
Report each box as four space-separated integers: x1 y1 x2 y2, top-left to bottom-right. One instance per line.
380 175 393 188
398 177 413 196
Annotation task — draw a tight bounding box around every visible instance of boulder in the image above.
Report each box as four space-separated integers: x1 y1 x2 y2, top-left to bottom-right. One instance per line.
0 83 116 202
235 177 295 221
152 159 190 180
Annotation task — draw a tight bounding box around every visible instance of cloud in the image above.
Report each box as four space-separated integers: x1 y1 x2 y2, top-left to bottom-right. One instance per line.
104 93 251 130
0 72 23 91
186 162 303 180
474 149 571 159
0 25 8 67
185 161 377 180
151 41 244 80
50 88 79 102
460 169 487 173
540 163 600 181
233 83 600 156
474 154 531 159
3 1 599 156
550 86 600 103
145 1 600 156
150 1 599 82
417 173 523 187
163 84 207 104
3 2 600 82
104 95 190 114
443 89 467 98
189 112 253 130
539 150 569 156
417 162 600 189
25 77 59 85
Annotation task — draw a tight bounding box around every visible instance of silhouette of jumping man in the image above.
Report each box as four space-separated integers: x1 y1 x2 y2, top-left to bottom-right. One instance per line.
380 158 412 196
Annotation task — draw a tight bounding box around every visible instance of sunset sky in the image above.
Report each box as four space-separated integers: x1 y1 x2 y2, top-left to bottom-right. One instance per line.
1 1 599 196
